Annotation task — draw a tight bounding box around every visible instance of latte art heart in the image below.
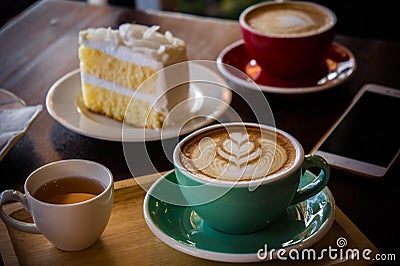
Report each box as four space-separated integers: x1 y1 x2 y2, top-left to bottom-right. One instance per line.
245 2 332 37
219 133 259 168
180 126 296 182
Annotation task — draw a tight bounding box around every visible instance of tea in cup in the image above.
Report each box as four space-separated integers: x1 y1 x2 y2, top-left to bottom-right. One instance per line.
0 159 114 251
239 1 336 79
173 122 330 234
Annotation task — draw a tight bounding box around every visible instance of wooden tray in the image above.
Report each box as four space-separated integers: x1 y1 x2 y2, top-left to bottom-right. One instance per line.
1 172 378 265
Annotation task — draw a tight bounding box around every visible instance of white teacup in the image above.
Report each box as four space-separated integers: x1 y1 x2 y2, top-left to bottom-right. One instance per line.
0 159 114 251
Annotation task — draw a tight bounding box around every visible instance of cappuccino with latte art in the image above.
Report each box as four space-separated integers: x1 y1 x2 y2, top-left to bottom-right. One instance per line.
245 2 333 37
180 125 296 182
239 1 336 79
174 123 330 234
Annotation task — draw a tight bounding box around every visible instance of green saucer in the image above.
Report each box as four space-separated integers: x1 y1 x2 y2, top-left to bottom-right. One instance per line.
143 170 335 263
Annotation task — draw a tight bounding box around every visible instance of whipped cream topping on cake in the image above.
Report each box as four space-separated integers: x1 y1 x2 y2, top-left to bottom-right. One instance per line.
79 24 186 69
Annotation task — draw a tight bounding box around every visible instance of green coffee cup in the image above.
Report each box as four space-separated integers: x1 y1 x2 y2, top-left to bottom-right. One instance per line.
173 122 330 234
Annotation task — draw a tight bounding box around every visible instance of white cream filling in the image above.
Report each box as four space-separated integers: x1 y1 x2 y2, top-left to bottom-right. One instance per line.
83 40 164 70
81 72 167 111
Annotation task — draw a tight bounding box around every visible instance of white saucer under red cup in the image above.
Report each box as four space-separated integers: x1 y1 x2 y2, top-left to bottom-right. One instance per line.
217 40 356 94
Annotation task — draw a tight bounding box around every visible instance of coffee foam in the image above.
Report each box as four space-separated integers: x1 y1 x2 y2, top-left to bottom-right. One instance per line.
180 126 297 182
246 3 332 37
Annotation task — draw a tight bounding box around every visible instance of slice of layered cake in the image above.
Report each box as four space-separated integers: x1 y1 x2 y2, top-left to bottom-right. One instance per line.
78 23 188 128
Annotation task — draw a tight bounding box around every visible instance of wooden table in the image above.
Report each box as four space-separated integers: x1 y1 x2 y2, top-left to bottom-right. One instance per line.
0 172 379 265
1 0 399 263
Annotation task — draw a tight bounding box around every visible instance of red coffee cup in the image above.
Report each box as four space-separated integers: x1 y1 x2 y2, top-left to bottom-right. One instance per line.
239 1 336 79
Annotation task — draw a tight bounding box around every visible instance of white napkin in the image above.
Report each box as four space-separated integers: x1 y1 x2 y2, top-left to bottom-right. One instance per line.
0 105 42 160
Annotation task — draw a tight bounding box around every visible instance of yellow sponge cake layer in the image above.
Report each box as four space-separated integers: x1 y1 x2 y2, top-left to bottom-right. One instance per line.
82 83 163 128
78 23 188 129
79 46 157 94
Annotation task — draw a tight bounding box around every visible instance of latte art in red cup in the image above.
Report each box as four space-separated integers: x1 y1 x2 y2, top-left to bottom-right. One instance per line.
246 2 332 37
239 1 336 79
179 125 296 182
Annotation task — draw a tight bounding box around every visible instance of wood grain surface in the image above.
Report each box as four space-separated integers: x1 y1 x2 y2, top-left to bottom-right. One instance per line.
0 172 378 265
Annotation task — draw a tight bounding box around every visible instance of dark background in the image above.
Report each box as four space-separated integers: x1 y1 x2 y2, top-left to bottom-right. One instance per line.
1 0 399 41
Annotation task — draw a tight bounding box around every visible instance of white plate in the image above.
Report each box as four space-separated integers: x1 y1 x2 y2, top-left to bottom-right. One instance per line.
46 65 232 142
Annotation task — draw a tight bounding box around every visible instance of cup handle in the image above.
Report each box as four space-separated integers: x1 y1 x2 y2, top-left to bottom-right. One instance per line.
290 154 330 205
0 190 40 233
